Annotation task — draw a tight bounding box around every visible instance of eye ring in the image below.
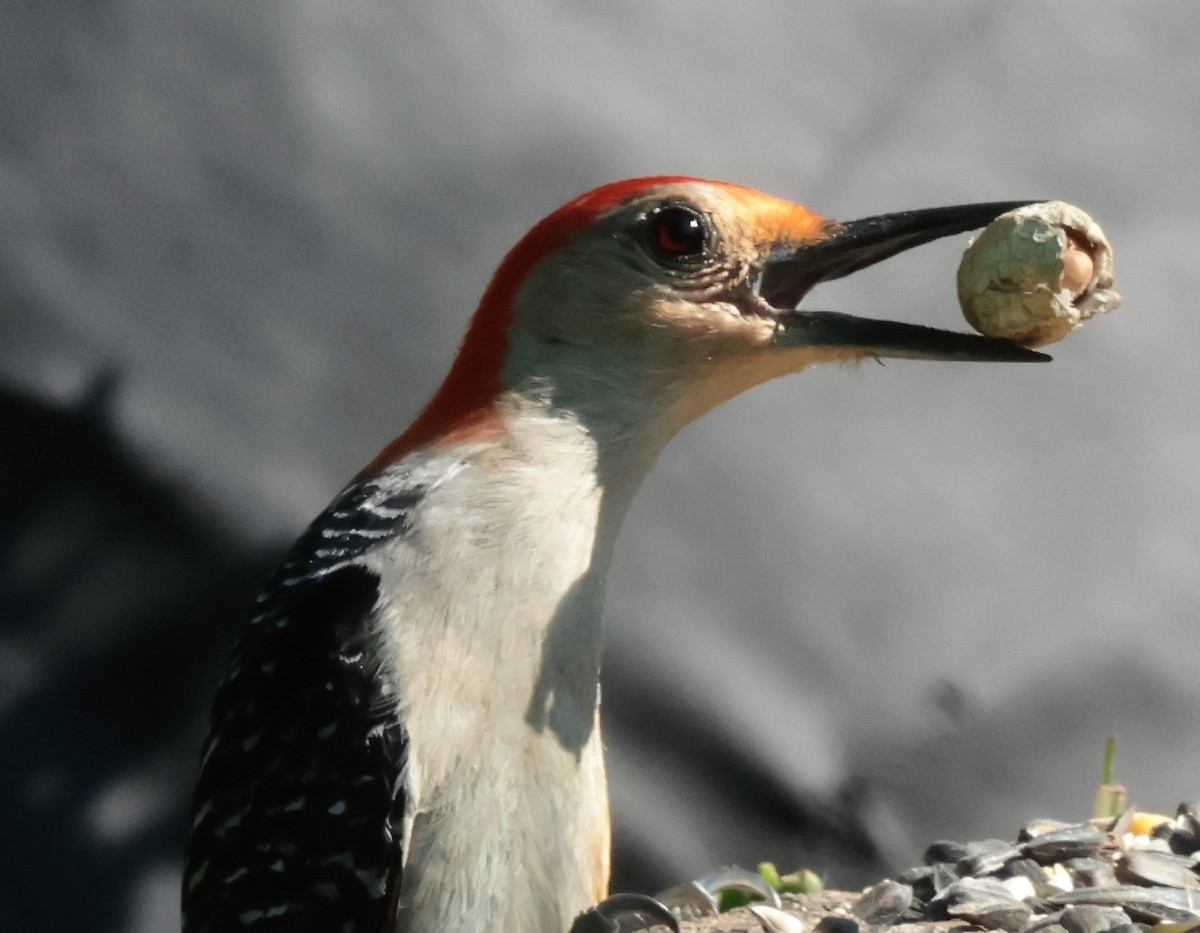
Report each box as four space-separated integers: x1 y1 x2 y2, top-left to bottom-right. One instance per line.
643 204 712 266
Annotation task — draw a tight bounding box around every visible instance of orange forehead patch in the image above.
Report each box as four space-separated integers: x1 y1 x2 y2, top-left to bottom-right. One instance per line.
718 185 831 250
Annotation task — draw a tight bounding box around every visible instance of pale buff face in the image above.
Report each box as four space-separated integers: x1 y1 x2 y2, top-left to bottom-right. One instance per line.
504 181 869 432
510 181 840 364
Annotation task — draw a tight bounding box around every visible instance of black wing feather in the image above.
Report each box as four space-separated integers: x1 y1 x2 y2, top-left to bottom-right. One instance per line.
183 477 422 933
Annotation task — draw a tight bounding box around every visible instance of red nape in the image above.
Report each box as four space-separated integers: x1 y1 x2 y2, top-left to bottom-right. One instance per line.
364 176 715 472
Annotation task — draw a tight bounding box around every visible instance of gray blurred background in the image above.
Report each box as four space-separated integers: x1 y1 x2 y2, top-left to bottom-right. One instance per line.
3 3 1198 931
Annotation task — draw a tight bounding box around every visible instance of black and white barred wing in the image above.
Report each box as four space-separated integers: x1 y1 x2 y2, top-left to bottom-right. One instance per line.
183 473 424 933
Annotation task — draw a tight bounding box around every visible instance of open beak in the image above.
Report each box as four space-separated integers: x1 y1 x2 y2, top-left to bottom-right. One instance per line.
763 201 1051 362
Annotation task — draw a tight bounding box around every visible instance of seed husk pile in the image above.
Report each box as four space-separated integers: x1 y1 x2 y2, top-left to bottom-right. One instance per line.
654 804 1200 933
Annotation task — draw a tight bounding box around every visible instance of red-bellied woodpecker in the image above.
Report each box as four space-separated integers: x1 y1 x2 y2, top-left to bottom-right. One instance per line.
183 177 1047 933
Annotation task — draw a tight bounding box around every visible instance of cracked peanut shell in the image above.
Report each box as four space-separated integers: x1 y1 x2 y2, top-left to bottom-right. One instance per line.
957 201 1121 347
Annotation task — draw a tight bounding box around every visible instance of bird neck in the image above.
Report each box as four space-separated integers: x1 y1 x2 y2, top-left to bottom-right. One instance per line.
500 333 698 487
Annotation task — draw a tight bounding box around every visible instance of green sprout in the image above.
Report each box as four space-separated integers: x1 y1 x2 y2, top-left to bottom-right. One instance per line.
1092 734 1127 821
716 863 823 911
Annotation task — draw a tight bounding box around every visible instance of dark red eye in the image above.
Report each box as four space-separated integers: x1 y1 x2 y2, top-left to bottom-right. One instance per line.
645 204 710 264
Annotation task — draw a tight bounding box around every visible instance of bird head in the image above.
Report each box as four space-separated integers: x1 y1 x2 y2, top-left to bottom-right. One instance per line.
377 177 1046 467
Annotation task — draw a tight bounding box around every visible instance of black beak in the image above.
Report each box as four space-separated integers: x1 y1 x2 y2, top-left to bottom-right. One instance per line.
766 201 1051 362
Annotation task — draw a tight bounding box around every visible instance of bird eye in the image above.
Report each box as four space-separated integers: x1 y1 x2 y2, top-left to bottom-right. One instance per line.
644 205 711 265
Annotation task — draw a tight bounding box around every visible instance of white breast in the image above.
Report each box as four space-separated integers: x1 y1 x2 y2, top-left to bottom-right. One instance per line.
371 404 625 932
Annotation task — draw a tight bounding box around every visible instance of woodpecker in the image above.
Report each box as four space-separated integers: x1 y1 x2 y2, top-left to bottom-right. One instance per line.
183 177 1046 933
